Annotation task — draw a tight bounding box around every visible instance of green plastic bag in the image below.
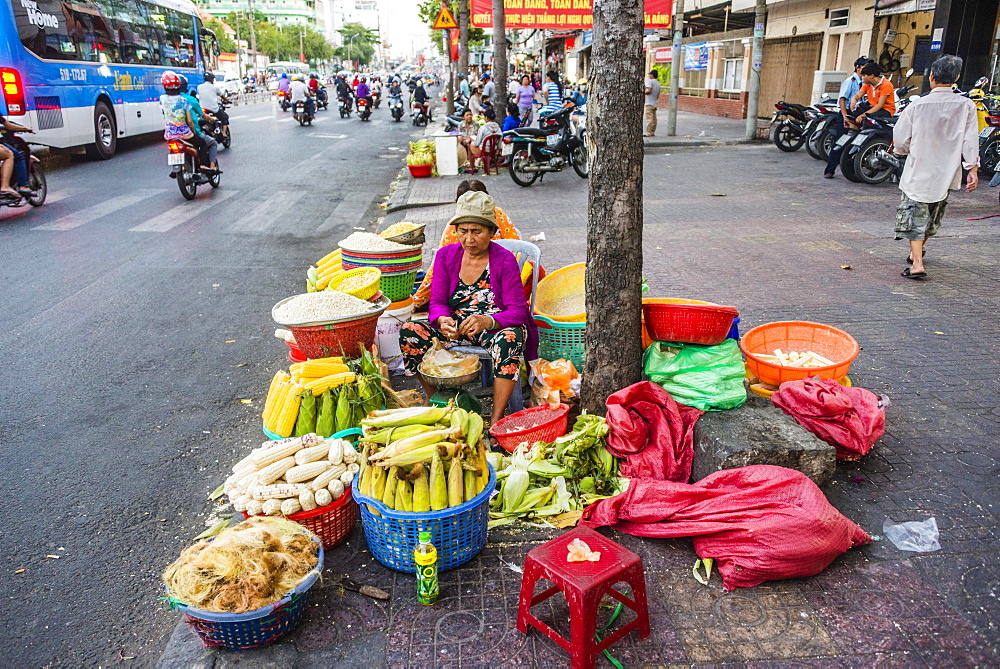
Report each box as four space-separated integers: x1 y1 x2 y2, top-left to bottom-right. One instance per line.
643 339 747 411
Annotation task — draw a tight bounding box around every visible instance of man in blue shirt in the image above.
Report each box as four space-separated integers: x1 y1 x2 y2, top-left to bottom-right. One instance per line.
458 74 471 101
825 57 873 178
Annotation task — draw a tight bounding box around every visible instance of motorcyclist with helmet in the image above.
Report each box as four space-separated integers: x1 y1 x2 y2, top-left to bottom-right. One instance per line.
178 75 220 171
309 73 327 108
289 73 315 120
0 114 34 200
335 75 354 112
159 71 216 173
197 72 230 139
356 76 371 109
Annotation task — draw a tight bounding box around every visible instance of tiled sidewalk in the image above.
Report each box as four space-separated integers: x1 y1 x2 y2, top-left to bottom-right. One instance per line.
161 143 999 667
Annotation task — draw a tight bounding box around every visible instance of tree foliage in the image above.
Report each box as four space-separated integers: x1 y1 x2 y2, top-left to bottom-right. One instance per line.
203 17 237 53
222 11 333 63
416 0 486 56
334 23 379 66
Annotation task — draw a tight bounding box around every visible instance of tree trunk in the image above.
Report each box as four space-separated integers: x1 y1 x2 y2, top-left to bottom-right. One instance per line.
491 0 507 106
581 0 645 415
458 0 469 77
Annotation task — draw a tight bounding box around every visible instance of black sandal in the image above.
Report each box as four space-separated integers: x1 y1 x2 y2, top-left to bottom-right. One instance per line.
906 248 926 265
901 268 927 280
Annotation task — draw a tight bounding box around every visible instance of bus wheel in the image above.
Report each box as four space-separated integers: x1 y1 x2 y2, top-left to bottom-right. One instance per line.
85 102 117 160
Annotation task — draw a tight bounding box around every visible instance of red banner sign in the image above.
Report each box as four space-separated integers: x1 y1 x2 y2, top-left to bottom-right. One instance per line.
449 29 459 62
471 0 672 29
218 52 237 62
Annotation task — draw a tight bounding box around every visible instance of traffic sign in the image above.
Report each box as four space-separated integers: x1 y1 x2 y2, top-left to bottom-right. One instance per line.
432 6 458 29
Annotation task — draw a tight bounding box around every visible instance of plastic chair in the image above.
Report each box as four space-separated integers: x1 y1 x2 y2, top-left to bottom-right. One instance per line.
474 134 502 175
516 526 650 669
452 239 542 415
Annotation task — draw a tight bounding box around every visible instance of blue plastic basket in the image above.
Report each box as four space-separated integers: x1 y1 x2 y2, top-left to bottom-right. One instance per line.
168 540 324 650
263 425 362 441
352 464 496 573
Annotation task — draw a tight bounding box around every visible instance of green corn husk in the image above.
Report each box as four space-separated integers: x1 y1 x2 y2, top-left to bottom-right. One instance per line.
378 442 455 469
412 468 431 512
315 389 334 437
463 468 476 502
381 466 399 508
372 428 462 463
358 445 372 497
450 408 468 436
501 469 529 514
293 391 317 437
447 457 464 507
465 413 484 452
358 375 384 416
335 384 351 432
361 406 453 428
361 423 436 445
396 478 413 512
370 462 387 501
430 453 448 511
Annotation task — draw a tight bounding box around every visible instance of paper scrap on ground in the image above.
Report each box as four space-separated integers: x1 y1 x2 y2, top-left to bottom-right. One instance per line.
567 538 601 563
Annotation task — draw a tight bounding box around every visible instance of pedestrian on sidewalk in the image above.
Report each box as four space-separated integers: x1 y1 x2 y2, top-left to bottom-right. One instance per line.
516 75 536 125
824 57 872 178
644 70 662 137
892 54 979 280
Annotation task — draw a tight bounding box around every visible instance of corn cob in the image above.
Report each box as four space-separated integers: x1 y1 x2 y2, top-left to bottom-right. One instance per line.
465 413 484 452
256 456 297 485
448 457 464 507
262 370 291 429
328 479 345 500
395 478 413 512
280 498 302 516
305 372 357 396
370 428 462 463
294 443 330 466
430 454 448 511
347 463 360 474
251 482 308 500
376 442 455 468
315 488 332 506
309 463 347 490
361 423 436 444
262 499 282 515
464 468 476 503
285 460 332 484
339 469 355 487
231 495 250 513
358 445 371 496
274 383 304 437
341 440 359 464
381 466 400 508
361 406 453 429
412 469 431 512
328 438 344 465
252 438 304 469
299 489 317 512
316 248 342 267
369 463 387 501
290 361 350 377
476 438 489 493
245 500 264 516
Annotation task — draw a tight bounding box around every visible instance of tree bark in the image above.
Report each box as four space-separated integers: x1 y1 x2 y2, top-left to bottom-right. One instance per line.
491 0 507 106
458 0 470 77
581 0 645 415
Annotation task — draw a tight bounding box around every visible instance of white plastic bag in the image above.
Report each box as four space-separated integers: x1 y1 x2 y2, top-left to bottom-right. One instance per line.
882 517 940 553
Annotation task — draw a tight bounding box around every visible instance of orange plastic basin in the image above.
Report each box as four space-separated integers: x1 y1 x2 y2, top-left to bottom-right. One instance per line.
740 321 859 387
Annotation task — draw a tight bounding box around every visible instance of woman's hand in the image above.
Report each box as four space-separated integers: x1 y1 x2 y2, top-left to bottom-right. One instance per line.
437 317 459 340
459 314 494 337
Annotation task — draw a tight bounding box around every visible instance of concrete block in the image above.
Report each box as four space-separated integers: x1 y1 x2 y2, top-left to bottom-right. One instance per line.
692 392 836 486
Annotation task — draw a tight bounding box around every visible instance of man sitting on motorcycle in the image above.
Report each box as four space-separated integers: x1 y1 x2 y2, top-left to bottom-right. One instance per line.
178 75 220 172
849 62 896 122
309 74 327 107
277 73 291 100
356 76 371 110
0 114 34 199
159 71 215 173
413 80 432 121
335 76 354 110
289 74 315 119
197 72 230 139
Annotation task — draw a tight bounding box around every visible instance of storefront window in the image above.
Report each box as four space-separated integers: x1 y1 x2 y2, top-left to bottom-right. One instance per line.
722 58 744 91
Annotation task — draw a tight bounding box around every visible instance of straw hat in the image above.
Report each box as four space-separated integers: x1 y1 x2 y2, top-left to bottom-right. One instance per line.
447 191 498 231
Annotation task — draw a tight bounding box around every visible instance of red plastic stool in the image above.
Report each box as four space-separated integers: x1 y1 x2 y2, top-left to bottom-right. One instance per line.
516 526 650 669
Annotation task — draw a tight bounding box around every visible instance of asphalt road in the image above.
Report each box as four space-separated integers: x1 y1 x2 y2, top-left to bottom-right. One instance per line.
0 96 424 666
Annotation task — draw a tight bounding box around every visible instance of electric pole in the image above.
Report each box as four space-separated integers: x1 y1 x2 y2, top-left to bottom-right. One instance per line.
744 0 766 141
247 0 258 73
666 0 683 136
492 0 507 102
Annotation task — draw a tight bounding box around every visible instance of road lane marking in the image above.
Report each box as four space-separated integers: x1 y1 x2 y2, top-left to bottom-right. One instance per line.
228 114 250 120
316 193 375 234
39 188 82 204
129 190 239 232
309 133 347 139
228 190 301 234
246 116 273 122
32 189 165 231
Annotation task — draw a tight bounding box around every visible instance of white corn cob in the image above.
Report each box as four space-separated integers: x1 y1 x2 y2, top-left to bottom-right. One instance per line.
315 488 333 507
347 463 360 474
327 439 344 465
339 469 355 487
253 441 303 470
309 464 347 490
299 489 317 512
245 500 264 516
256 456 297 485
231 494 250 513
251 482 309 501
281 498 302 516
340 440 359 464
294 443 330 466
286 461 332 484
328 479 345 500
262 499 282 515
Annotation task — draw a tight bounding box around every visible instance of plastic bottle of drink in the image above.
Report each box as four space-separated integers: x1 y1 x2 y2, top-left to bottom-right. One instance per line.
414 531 439 605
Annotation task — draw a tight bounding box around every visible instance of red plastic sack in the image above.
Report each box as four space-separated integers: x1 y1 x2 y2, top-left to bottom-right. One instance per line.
771 377 887 461
605 381 702 483
580 465 871 590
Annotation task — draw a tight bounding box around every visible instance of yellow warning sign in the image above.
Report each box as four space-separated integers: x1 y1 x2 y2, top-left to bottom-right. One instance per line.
432 6 458 29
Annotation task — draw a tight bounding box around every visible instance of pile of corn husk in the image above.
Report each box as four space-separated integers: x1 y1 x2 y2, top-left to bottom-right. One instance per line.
163 516 320 613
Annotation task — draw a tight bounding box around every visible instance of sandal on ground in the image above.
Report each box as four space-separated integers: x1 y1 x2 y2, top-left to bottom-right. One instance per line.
901 268 927 280
906 248 927 264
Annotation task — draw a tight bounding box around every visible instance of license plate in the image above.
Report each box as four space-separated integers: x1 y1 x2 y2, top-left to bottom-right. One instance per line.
980 127 993 138
852 133 868 146
501 142 513 155
836 134 851 148
546 134 559 147
167 152 184 165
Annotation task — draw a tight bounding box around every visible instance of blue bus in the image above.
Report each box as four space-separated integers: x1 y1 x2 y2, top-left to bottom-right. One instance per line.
0 0 219 158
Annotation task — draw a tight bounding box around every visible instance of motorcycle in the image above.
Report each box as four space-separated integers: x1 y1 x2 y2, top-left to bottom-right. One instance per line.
357 96 371 122
0 129 46 209
167 138 219 200
501 103 588 187
338 95 353 118
372 90 381 109
293 99 314 126
840 113 899 184
315 87 329 111
979 114 1000 175
277 89 290 112
411 101 428 127
804 103 842 161
388 94 404 122
770 101 812 152
200 101 231 150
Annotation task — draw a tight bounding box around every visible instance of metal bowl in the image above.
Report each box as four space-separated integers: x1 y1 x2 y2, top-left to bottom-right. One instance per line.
382 223 427 245
418 362 482 388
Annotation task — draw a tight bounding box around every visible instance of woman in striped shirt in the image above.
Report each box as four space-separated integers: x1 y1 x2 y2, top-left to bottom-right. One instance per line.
537 70 565 121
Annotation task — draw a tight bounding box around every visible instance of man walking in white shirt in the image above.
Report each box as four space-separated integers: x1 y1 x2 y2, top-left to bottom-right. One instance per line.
893 55 979 280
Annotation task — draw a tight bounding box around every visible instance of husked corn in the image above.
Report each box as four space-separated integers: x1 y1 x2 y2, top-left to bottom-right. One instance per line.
280 498 302 516
310 464 347 490
285 460 331 484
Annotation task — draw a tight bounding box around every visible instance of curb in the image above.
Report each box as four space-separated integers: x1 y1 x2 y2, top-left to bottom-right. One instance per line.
644 138 758 148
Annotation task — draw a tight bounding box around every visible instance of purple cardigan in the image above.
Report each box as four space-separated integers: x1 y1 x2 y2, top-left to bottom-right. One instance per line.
429 242 538 361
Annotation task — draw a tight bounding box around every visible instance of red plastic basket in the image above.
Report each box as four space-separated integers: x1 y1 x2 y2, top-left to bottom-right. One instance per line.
408 163 433 178
489 403 571 453
256 488 357 549
285 340 307 363
642 298 739 346
286 312 381 359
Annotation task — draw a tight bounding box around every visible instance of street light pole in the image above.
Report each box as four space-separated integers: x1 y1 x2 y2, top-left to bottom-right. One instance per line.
744 0 766 141
246 0 258 72
666 0 683 136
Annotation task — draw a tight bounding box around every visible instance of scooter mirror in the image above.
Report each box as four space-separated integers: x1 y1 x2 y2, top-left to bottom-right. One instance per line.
905 68 914 77
975 76 988 88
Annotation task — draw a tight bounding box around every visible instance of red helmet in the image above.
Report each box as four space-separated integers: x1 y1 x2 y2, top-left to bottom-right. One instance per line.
161 71 181 90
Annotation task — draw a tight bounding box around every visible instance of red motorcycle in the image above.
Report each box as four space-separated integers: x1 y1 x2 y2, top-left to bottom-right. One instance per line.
0 129 46 210
357 96 371 122
167 138 219 200
277 89 290 111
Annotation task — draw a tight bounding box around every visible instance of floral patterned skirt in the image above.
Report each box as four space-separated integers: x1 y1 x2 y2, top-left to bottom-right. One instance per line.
399 321 526 380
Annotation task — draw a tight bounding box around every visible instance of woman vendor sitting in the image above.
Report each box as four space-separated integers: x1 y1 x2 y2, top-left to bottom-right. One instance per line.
400 191 538 425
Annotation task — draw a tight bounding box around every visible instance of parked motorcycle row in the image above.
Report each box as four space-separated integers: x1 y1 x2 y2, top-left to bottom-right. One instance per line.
771 70 1000 193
